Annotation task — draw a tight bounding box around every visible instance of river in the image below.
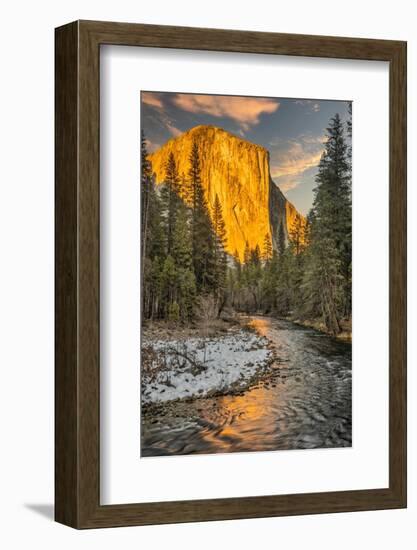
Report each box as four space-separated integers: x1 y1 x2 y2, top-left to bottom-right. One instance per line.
141 316 352 456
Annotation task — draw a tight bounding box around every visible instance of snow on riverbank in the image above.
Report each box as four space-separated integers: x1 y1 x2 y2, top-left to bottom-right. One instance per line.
141 330 272 405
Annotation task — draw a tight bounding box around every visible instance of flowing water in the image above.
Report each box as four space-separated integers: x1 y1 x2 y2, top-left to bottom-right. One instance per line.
141 316 352 456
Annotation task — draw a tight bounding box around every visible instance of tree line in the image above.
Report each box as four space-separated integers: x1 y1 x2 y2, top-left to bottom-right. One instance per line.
141 136 228 322
141 111 352 335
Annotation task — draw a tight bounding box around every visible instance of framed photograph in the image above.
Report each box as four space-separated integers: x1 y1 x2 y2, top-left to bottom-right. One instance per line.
55 20 406 528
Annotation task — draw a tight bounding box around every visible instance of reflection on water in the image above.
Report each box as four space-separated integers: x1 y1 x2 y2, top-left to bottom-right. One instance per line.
247 316 270 337
141 316 352 456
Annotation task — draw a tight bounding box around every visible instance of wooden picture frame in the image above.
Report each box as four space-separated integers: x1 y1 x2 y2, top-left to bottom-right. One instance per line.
55 20 407 528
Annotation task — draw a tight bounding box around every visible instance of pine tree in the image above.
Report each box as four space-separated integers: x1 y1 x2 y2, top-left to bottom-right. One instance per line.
275 246 295 316
302 112 351 333
147 256 163 320
261 249 279 313
176 268 196 321
278 222 286 256
160 152 181 255
232 249 241 269
188 141 202 213
172 206 192 270
243 241 251 265
262 233 273 263
179 171 192 206
141 132 166 320
188 140 216 292
241 244 262 312
212 193 228 295
250 244 262 267
160 255 177 318
346 102 352 167
171 203 197 320
289 214 305 256
141 132 153 274
212 194 227 250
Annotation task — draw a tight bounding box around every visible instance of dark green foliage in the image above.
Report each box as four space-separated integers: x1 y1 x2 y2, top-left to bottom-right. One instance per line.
278 222 286 256
140 131 152 269
225 112 352 332
160 152 181 255
141 136 219 323
243 241 251 265
188 141 217 293
141 111 351 334
263 233 273 263
241 244 263 312
211 193 228 315
141 134 166 319
301 113 352 333
260 250 279 313
289 214 305 256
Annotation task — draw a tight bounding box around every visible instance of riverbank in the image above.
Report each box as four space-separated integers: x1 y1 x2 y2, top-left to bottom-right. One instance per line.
141 312 351 411
291 317 352 342
141 318 274 407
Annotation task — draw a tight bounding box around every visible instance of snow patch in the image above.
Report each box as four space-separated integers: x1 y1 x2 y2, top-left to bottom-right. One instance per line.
142 331 272 404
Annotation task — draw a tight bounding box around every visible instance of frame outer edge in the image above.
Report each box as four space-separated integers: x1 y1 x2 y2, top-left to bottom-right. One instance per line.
55 19 407 528
77 19 101 527
55 21 80 528
389 41 407 507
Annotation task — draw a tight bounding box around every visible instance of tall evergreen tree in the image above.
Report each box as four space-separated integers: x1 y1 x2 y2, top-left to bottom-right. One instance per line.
212 193 228 293
232 249 241 269
141 132 153 274
188 140 216 292
160 255 177 318
243 240 251 265
172 205 192 270
289 214 305 256
302 113 351 333
278 222 286 256
261 249 279 312
171 204 196 320
141 132 166 320
179 171 191 206
346 102 352 166
250 244 262 267
262 233 273 263
160 152 181 255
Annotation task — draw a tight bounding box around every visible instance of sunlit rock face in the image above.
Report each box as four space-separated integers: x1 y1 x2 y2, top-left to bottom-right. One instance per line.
149 125 304 260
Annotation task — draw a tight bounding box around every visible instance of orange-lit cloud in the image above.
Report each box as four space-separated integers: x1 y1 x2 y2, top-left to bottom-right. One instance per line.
271 146 323 178
172 94 280 130
166 123 182 137
142 92 163 109
270 134 325 191
142 92 182 137
145 139 161 153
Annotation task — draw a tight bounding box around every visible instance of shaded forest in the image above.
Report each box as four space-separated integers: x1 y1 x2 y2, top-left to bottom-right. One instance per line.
141 112 352 336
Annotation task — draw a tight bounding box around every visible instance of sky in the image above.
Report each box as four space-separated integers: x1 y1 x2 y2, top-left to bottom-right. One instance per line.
141 91 351 216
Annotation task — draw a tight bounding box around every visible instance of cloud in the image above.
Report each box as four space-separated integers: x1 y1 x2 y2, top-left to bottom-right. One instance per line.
270 134 325 190
142 92 164 109
142 92 182 137
274 174 300 192
145 139 161 153
166 123 182 137
294 99 321 113
172 94 280 130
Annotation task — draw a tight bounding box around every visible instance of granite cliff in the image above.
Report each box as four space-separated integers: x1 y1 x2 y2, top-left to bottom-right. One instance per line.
149 125 304 260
